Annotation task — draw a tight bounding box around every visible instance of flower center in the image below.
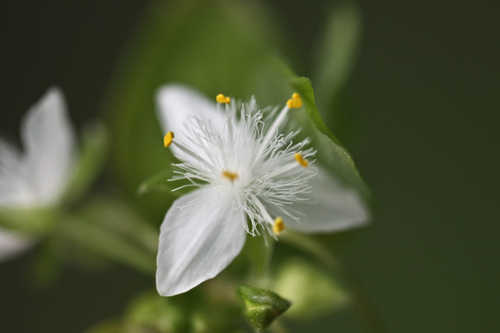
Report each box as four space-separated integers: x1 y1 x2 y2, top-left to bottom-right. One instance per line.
221 170 238 182
162 91 314 237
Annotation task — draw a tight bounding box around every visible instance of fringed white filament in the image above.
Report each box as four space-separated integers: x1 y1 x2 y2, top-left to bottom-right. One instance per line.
168 98 317 236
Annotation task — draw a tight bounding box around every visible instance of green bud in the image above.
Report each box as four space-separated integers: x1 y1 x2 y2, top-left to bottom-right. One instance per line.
237 285 291 330
273 258 350 319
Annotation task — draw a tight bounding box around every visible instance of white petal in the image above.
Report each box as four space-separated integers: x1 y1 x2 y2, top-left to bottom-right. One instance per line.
21 88 76 205
156 186 246 296
0 140 33 206
156 84 225 136
286 168 370 233
0 228 32 261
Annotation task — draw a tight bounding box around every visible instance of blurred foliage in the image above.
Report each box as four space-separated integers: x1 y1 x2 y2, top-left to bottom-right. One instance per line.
313 3 362 137
273 258 350 319
0 206 58 235
30 195 159 288
137 168 181 197
57 197 158 274
125 292 191 332
86 320 124 333
87 291 245 333
62 123 109 204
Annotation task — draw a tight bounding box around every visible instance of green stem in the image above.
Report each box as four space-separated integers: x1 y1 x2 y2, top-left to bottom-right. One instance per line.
246 235 275 287
280 232 339 271
281 231 385 333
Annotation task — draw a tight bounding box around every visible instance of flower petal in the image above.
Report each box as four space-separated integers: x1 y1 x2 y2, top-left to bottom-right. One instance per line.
0 140 33 206
286 168 369 233
156 186 246 296
0 228 32 261
21 88 76 205
156 85 225 136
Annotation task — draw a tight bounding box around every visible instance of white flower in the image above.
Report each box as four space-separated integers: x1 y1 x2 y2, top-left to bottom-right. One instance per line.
155 85 369 296
0 88 75 261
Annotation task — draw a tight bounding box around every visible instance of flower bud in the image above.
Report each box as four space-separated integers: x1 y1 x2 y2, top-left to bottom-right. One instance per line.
237 285 291 330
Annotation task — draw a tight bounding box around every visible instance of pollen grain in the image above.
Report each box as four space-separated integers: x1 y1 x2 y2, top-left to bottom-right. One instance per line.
273 217 285 235
286 92 303 109
163 131 174 148
294 153 309 167
216 93 231 104
222 170 239 182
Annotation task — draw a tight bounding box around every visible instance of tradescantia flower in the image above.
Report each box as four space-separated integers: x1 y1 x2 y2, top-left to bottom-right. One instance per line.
155 85 369 296
0 88 75 261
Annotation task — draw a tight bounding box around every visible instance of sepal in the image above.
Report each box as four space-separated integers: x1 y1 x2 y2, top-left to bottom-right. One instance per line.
237 285 291 330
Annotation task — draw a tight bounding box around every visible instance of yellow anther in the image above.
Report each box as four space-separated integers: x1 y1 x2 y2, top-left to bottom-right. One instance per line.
222 170 239 182
163 131 174 148
273 217 285 235
286 92 303 109
294 153 309 167
216 93 231 104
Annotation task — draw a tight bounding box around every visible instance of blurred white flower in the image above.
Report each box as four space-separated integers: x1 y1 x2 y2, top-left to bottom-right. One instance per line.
155 85 369 296
0 88 75 261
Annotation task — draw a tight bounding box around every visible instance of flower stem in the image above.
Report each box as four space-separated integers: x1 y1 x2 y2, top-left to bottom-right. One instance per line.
280 231 339 270
246 234 275 287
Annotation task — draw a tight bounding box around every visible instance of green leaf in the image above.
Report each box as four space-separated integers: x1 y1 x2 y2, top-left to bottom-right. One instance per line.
312 3 362 140
314 3 362 105
288 75 371 201
63 123 108 203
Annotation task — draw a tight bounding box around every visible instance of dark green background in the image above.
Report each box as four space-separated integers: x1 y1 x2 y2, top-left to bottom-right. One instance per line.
2 0 499 332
